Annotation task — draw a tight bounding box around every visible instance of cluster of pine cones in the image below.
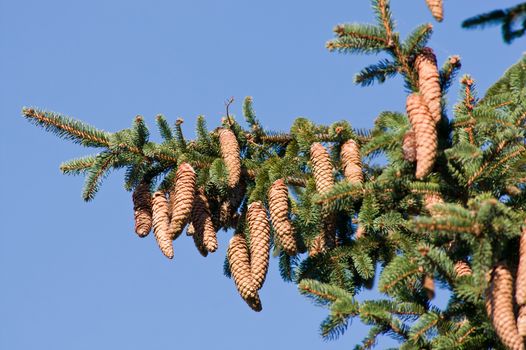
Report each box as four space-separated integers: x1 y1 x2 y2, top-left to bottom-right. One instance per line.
403 47 446 180
130 124 369 309
484 231 526 350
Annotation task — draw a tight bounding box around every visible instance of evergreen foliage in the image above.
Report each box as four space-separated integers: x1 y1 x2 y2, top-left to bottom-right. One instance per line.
21 0 526 348
463 2 526 44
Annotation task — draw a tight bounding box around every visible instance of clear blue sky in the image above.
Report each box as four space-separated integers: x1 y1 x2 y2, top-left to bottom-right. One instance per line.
1 1 524 349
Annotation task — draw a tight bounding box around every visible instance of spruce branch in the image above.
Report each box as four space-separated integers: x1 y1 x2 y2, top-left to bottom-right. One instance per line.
155 114 173 141
463 3 526 44
60 155 97 175
22 107 111 147
354 59 399 86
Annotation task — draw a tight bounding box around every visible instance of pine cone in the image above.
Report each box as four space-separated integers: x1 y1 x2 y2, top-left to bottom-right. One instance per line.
309 221 336 256
169 162 196 240
488 263 524 350
152 191 174 259
227 234 262 312
424 192 443 216
132 181 152 237
516 228 526 306
191 188 218 253
519 306 526 337
310 142 335 195
423 275 435 300
219 181 246 228
415 47 442 123
402 129 417 162
268 179 297 255
218 128 241 188
406 93 437 179
340 139 363 184
247 201 271 290
425 0 443 22
454 261 472 278
192 223 208 257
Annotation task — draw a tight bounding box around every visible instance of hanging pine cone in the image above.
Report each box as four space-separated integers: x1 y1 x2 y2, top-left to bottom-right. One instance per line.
191 188 218 253
402 129 417 162
309 233 326 256
151 191 174 259
406 93 437 179
340 139 363 184
423 275 435 300
227 234 262 312
454 261 472 278
519 306 526 337
132 180 152 237
415 47 441 123
218 128 241 188
268 179 297 255
309 221 336 256
247 201 271 290
516 228 526 306
488 263 524 350
219 181 246 228
310 142 335 195
425 0 443 22
424 192 443 216
192 223 208 257
169 162 196 240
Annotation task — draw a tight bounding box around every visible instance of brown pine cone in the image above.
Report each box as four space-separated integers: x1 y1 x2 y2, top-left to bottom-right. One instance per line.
219 181 246 228
519 306 526 337
247 201 271 290
310 142 335 195
415 47 442 123
192 223 208 257
406 93 437 179
402 129 417 162
424 192 443 216
340 139 363 184
218 128 241 188
268 179 297 255
309 233 326 256
516 228 526 306
488 263 524 350
227 234 262 312
309 221 336 256
132 181 152 237
454 261 472 278
191 188 218 253
169 162 196 240
425 0 443 22
423 275 435 300
151 191 174 259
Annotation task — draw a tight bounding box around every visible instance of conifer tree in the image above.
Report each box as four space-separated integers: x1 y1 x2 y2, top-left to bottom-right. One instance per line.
21 0 526 348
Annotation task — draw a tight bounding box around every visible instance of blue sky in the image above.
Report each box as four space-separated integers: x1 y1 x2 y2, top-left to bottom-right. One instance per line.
1 1 524 349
